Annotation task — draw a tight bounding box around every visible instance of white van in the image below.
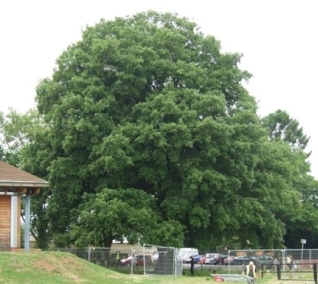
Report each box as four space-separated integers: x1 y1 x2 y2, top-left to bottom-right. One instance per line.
177 248 199 262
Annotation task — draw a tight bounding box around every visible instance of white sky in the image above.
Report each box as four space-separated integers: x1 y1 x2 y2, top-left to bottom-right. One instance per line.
0 0 317 178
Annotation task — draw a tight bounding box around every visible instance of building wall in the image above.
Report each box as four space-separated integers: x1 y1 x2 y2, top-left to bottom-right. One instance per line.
0 196 11 250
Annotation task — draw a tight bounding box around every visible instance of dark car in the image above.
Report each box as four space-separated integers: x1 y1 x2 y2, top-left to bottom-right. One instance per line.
231 256 251 265
219 254 230 265
251 255 273 270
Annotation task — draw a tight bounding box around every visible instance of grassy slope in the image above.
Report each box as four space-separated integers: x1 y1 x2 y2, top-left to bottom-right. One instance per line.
0 251 199 284
0 251 279 284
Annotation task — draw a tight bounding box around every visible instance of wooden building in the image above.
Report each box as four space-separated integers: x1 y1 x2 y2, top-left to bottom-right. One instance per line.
0 161 49 250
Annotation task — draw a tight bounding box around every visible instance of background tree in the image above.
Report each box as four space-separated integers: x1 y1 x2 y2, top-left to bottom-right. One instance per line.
0 108 52 249
0 109 23 166
262 110 310 150
262 111 318 248
21 124 53 249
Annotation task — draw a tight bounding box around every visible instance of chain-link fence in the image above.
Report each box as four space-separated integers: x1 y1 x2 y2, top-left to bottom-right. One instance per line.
225 249 318 282
57 247 135 273
56 246 318 281
143 244 182 276
57 244 182 276
278 249 318 281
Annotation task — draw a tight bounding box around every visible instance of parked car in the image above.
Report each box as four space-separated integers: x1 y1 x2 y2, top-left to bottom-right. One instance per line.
178 248 199 263
231 255 273 269
193 255 203 264
205 253 221 265
219 254 230 265
211 253 221 264
204 253 214 265
184 255 203 264
224 256 234 265
231 256 251 265
120 255 152 266
251 255 273 269
120 256 134 266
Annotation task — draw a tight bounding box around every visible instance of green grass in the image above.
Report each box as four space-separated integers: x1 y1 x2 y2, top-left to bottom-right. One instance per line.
0 251 284 283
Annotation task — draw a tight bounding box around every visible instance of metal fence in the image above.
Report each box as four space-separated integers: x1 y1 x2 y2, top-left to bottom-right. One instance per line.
226 249 318 282
56 246 318 281
144 244 182 276
57 244 182 277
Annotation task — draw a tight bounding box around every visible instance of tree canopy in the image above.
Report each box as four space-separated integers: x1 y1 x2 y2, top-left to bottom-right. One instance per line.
14 11 318 250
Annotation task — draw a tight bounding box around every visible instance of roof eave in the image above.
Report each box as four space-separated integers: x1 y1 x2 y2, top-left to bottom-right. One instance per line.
0 180 50 187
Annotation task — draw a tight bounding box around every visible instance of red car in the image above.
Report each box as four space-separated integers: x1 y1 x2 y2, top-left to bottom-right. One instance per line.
120 255 152 266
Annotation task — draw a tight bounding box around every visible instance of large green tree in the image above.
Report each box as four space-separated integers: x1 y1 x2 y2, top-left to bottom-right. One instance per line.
262 111 318 248
29 11 316 249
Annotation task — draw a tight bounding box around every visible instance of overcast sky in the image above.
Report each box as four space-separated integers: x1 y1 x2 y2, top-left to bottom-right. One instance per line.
1 0 317 178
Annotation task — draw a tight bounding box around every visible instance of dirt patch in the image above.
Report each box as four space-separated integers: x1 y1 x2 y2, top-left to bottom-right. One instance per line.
33 255 86 282
33 258 55 273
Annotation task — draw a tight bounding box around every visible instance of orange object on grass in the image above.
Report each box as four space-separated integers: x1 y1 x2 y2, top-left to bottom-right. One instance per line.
214 274 224 282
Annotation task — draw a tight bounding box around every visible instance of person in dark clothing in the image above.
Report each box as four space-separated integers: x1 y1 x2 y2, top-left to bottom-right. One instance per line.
243 261 257 284
190 256 195 276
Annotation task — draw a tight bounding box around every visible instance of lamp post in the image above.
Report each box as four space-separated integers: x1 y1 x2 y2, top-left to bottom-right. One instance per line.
301 239 306 268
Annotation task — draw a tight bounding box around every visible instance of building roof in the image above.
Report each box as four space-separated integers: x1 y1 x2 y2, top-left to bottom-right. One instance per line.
0 160 49 188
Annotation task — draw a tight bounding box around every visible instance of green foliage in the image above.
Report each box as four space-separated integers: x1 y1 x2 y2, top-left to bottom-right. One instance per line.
0 109 21 166
70 188 183 247
262 110 310 150
19 10 318 250
34 11 251 248
0 109 53 249
261 111 318 248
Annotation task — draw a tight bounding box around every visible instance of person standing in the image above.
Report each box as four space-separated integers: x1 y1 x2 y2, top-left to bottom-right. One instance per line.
242 261 257 284
290 256 294 270
116 251 121 266
273 258 280 271
190 256 195 276
286 255 292 270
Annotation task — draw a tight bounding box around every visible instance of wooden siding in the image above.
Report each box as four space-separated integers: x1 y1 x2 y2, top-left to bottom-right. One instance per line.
0 196 11 250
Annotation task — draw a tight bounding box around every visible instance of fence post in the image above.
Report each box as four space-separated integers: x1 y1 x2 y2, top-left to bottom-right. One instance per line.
88 247 91 262
277 264 281 280
313 262 317 284
130 248 134 275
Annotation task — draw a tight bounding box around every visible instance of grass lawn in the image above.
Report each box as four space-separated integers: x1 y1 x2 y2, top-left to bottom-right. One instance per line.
0 251 299 284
